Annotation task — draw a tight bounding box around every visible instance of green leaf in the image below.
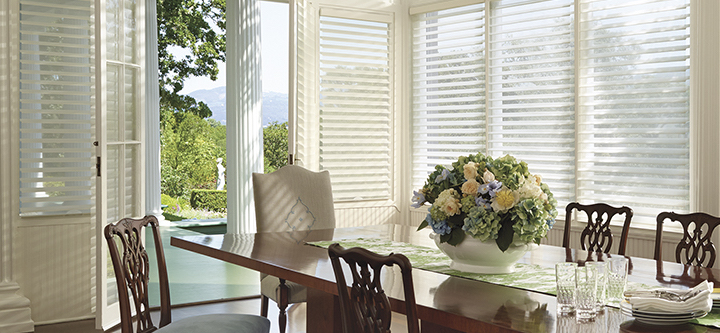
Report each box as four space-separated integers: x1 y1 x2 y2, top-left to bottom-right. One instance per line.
447 228 466 246
417 220 428 231
496 226 513 252
495 215 514 252
440 233 452 243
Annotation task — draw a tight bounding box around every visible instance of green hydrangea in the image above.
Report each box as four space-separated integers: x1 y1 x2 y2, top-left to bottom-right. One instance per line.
460 195 476 214
452 153 493 175
430 205 448 222
488 154 529 190
462 206 501 241
511 198 551 244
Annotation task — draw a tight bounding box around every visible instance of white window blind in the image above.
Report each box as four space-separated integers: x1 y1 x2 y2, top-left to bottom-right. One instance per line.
487 0 576 207
294 0 318 170
411 3 486 190
411 0 690 228
318 13 393 201
576 0 690 224
19 0 95 216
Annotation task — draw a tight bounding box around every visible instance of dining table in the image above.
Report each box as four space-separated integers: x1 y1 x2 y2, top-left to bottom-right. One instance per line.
170 224 720 333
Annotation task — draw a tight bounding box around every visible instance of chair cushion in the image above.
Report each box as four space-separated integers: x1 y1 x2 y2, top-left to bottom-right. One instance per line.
156 313 270 333
260 275 307 304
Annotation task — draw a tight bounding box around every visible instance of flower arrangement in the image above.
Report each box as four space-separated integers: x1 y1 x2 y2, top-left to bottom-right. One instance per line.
414 152 558 251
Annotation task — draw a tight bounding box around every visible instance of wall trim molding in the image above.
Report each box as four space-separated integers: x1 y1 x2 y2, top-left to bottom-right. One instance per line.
0 0 34 330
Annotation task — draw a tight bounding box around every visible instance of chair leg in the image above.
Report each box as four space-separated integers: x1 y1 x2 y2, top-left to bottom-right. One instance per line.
260 294 269 317
278 278 289 333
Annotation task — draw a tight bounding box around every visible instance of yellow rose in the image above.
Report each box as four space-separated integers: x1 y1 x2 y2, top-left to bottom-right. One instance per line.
463 162 478 180
461 179 480 195
442 198 462 216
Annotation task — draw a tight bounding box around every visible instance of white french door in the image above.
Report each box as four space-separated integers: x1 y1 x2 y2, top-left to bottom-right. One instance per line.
95 0 145 329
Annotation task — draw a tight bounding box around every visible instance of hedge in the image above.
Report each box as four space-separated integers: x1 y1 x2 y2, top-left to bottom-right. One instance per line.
190 189 227 212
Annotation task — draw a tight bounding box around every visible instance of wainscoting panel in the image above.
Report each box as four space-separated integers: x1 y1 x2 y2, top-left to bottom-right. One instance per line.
16 222 94 324
546 225 683 261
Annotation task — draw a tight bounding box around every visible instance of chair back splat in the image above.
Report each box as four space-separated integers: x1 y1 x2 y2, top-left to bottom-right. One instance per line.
105 216 171 333
655 211 720 268
328 243 420 333
563 202 633 255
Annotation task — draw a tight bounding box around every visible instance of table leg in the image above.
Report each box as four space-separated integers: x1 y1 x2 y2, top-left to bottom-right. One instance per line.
306 288 342 333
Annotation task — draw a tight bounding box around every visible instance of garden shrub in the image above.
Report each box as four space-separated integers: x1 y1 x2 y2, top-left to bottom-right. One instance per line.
161 194 179 211
190 189 227 212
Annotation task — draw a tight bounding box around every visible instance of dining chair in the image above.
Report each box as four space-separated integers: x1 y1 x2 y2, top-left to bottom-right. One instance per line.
328 243 420 333
252 165 336 333
563 202 633 255
654 211 720 267
104 215 270 333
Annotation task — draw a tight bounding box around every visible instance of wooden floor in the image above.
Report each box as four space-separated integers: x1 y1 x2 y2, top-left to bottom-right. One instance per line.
34 296 408 333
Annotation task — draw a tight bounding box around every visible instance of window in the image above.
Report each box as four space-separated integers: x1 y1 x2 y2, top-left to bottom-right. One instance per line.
313 9 394 201
19 0 95 216
411 0 690 226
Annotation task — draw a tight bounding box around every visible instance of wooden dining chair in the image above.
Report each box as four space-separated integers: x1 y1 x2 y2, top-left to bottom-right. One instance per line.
328 243 420 333
563 202 633 255
654 211 720 268
105 216 270 333
252 165 336 333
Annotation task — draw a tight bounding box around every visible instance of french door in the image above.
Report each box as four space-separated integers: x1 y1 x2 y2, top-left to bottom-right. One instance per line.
94 0 145 329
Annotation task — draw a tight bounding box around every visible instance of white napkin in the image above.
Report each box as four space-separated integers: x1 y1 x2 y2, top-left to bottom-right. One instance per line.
625 280 713 314
711 288 720 302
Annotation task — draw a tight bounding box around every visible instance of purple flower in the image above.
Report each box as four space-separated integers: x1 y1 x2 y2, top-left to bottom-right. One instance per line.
475 197 491 210
479 183 490 195
435 169 451 184
487 180 502 197
411 190 426 208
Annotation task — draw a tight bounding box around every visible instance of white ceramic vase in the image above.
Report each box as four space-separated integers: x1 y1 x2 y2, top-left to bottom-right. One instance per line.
432 233 537 274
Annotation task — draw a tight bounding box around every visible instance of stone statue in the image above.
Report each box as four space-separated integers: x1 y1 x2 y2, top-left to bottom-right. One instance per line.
216 157 225 191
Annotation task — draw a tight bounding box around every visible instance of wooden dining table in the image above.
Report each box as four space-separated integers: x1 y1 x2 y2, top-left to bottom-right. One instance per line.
170 224 720 333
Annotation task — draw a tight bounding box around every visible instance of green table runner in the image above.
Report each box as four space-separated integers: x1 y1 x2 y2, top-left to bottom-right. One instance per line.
308 238 720 328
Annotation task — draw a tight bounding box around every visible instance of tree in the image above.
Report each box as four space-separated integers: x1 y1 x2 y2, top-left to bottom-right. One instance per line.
263 122 288 173
161 113 225 198
157 0 226 120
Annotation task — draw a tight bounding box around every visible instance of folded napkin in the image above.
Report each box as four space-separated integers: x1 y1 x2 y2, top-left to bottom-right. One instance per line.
712 288 720 302
624 281 713 314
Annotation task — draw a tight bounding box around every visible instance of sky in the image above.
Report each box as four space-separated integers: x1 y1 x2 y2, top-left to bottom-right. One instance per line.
179 1 289 95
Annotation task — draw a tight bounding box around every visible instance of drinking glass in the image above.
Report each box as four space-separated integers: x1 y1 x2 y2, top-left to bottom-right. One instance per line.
555 262 577 314
606 257 628 306
575 264 598 321
586 261 607 311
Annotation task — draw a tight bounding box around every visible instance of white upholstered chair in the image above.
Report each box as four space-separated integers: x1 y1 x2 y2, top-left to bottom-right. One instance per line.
252 165 336 333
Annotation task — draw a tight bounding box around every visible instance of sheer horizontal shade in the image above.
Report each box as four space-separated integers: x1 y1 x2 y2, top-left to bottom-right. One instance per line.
18 0 95 216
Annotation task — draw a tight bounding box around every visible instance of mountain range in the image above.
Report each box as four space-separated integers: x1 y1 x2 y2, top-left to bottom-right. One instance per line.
187 86 289 126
